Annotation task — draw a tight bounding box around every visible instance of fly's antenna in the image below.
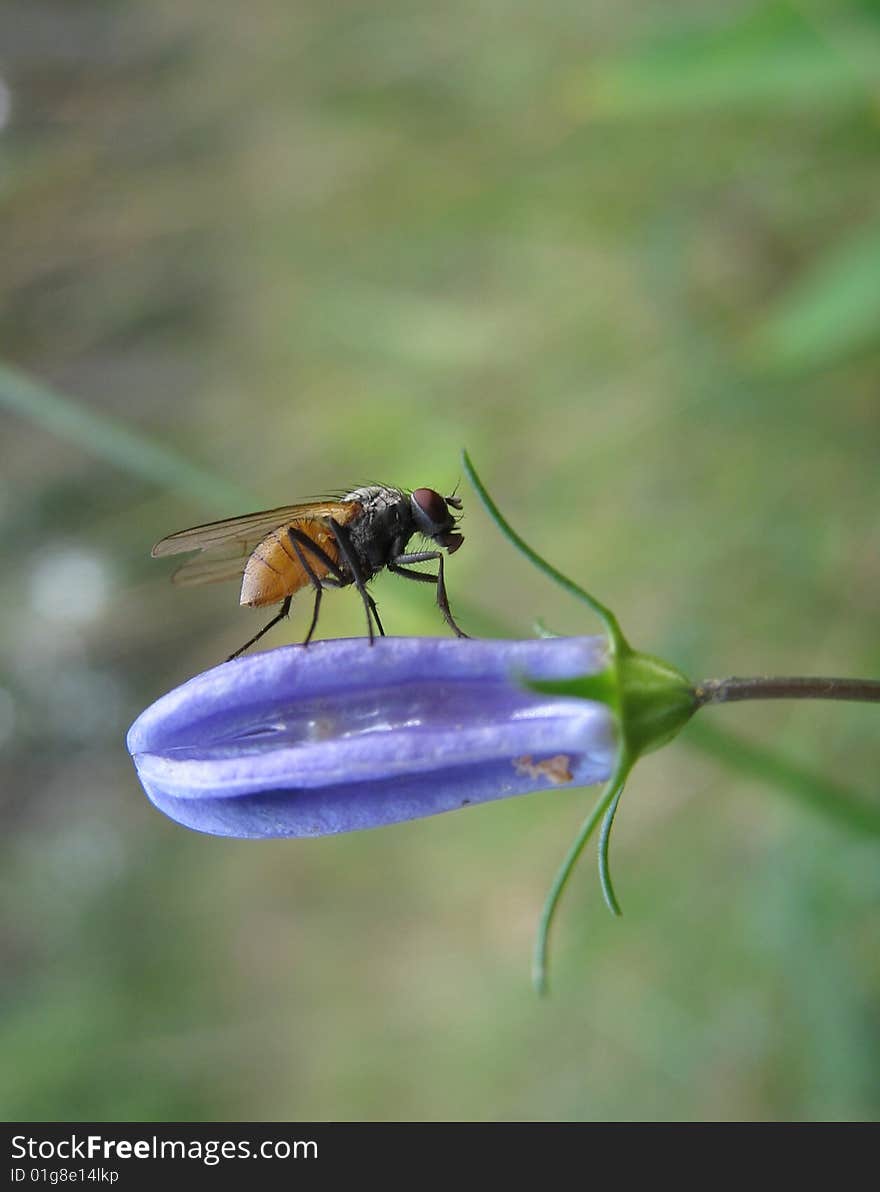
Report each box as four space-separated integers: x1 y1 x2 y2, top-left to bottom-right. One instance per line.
445 477 463 511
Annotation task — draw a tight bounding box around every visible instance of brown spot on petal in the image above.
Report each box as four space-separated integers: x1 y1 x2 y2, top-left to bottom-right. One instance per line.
513 754 574 785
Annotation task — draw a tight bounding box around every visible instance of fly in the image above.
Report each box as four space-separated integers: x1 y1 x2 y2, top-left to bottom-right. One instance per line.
152 485 466 659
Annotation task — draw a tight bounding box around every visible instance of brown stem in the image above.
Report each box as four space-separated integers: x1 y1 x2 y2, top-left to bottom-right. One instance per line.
694 676 880 707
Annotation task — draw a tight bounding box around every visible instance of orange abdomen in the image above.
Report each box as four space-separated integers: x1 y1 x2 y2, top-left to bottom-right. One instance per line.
240 519 343 608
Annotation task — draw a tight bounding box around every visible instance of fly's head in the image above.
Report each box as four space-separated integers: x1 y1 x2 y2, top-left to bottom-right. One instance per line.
410 488 464 553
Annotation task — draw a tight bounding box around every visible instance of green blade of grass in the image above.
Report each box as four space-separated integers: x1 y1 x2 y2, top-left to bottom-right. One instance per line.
0 361 253 509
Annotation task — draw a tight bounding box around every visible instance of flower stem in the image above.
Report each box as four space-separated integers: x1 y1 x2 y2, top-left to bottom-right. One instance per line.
695 676 880 706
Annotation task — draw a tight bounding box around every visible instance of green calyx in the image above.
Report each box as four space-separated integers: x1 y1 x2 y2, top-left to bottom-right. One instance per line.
527 645 696 764
462 448 698 994
615 646 697 759
523 636 696 993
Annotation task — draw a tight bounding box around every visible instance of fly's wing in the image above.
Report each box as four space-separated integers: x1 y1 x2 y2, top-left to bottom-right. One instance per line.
152 501 359 588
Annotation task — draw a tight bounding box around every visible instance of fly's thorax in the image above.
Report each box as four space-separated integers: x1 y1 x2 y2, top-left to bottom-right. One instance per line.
341 485 407 512
342 486 414 574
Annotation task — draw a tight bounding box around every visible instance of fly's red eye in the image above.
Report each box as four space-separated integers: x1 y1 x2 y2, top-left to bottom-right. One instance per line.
412 487 449 527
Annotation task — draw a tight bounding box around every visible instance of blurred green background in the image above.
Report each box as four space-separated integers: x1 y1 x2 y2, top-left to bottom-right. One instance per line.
2 0 879 1122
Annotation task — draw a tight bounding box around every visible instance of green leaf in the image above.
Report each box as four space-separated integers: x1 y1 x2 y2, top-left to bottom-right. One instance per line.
573 4 878 116
753 222 880 371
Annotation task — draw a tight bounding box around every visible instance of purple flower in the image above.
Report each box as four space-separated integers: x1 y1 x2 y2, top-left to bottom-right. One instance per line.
127 636 616 838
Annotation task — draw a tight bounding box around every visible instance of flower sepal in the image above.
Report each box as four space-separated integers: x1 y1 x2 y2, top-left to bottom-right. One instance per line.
526 645 696 765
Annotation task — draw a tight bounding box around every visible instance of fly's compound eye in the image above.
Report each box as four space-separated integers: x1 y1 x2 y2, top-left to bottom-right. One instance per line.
412 487 451 529
412 487 463 552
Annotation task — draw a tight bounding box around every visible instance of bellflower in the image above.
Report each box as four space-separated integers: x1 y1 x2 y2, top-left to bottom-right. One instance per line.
128 636 617 839
131 450 879 991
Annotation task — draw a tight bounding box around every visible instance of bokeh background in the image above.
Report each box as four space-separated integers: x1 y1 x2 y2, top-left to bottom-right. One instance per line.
2 0 879 1122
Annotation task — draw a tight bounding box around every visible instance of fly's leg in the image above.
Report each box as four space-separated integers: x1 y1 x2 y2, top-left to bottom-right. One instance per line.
227 528 349 661
284 532 324 647
285 528 347 586
327 518 384 643
227 595 293 661
286 526 361 647
388 551 468 639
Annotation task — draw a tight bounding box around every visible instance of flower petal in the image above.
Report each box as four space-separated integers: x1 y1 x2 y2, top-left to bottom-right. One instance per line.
128 637 616 838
